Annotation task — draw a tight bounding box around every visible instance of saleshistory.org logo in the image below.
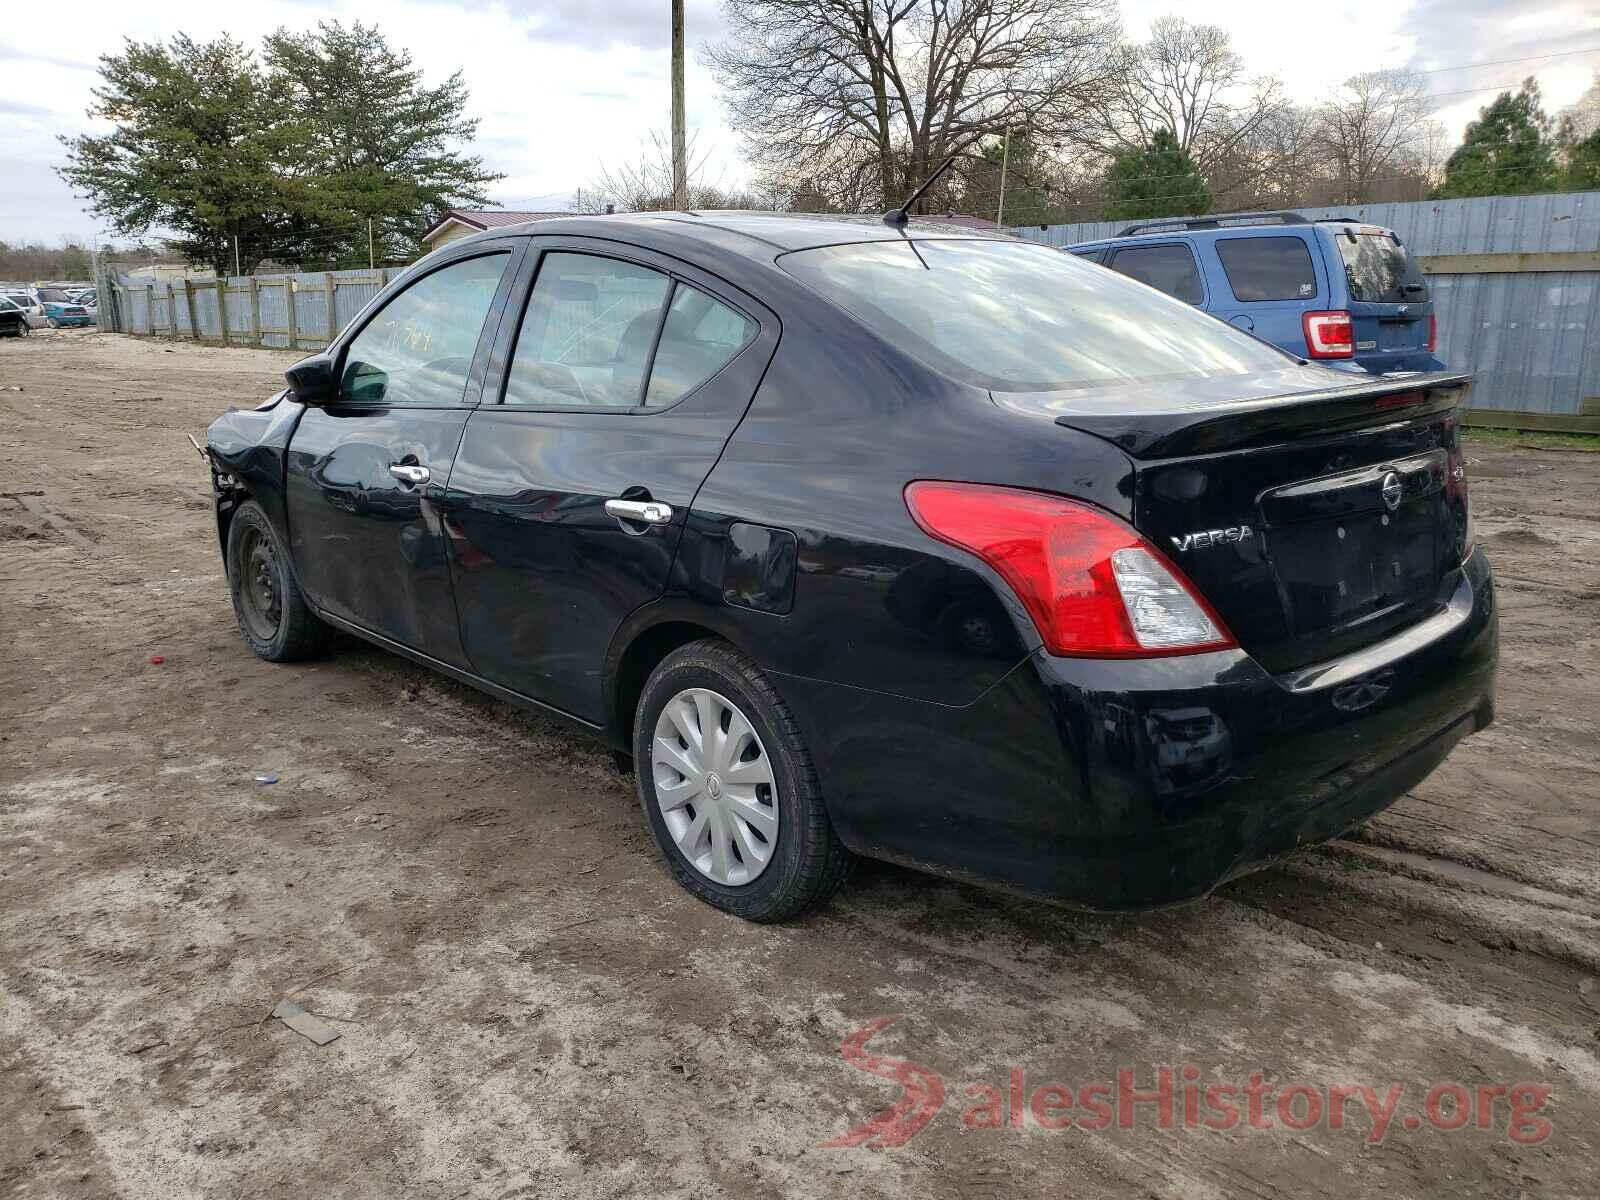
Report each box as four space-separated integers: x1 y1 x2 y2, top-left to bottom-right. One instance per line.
820 1018 1555 1150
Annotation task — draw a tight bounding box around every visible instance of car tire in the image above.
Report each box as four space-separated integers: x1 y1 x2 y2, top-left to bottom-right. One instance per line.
634 638 853 922
46 317 59 329
225 499 328 662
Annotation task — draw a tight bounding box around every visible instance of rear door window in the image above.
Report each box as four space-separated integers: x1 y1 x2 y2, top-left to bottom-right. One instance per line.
1335 231 1427 303
1106 243 1203 305
1215 236 1318 302
503 253 672 408
644 284 757 408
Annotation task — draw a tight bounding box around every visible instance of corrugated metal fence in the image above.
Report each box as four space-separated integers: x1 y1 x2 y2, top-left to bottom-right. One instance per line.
108 268 399 351
1016 191 1600 426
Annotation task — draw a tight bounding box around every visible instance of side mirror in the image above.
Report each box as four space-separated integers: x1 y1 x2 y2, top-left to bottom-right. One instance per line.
285 353 337 406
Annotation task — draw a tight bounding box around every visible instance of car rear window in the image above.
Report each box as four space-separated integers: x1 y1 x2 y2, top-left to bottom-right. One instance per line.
779 239 1290 393
1335 230 1427 303
1106 243 1204 304
1216 236 1318 302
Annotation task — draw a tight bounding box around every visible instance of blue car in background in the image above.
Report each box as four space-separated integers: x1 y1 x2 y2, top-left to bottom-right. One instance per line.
34 287 94 328
1066 212 1442 374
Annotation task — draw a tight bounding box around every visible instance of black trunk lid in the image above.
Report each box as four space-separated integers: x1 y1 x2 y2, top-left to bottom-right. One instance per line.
999 366 1474 672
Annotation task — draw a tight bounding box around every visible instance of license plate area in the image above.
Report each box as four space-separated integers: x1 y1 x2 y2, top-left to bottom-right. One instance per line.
1259 450 1446 637
1379 319 1418 350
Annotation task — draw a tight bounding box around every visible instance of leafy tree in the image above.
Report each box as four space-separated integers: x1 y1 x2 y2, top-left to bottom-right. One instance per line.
262 21 500 264
57 35 312 276
1564 127 1600 190
954 132 1062 226
1104 129 1209 220
62 246 91 279
1437 79 1559 199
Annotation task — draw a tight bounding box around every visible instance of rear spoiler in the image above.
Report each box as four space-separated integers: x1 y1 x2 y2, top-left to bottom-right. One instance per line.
1052 371 1473 459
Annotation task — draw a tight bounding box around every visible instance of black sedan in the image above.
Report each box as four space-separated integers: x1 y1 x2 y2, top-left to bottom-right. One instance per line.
204 212 1496 921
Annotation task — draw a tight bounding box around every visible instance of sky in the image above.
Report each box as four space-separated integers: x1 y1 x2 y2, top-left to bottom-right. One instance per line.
2 0 1598 245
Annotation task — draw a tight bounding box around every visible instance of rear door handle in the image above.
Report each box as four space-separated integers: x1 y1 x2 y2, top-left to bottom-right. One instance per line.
389 464 431 486
604 498 673 525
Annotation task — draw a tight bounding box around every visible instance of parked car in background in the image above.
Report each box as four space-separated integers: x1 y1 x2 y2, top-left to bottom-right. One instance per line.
2 291 49 331
0 296 29 337
203 212 1494 922
1067 212 1443 375
71 289 99 324
33 287 94 328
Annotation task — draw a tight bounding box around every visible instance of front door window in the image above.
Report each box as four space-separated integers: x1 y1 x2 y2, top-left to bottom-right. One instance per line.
340 253 510 407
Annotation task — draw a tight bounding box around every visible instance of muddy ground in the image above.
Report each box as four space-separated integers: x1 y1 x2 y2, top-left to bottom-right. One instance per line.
2 332 1598 1199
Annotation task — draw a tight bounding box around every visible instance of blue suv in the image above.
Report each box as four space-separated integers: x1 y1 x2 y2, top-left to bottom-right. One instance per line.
1066 212 1442 374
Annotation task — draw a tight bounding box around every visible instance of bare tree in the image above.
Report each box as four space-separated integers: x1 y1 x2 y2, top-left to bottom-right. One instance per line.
1091 18 1284 180
1314 70 1434 204
581 131 766 212
707 0 1119 212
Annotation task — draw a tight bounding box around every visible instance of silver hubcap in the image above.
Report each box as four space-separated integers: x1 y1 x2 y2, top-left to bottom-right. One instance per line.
652 687 779 886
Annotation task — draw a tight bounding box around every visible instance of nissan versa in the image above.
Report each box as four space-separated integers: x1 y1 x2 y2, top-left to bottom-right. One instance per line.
203 212 1497 922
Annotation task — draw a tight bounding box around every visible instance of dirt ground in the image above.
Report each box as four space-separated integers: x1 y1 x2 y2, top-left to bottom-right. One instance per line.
2 331 1598 1199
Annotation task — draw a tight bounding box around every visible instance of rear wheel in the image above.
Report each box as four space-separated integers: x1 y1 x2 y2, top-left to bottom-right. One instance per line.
226 500 327 661
634 639 852 921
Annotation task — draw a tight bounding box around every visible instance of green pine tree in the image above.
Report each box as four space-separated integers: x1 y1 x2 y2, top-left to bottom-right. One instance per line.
263 22 501 265
1436 79 1559 199
1105 130 1209 222
56 35 312 276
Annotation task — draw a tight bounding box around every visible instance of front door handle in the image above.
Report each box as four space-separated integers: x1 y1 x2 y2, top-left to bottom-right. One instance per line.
389 464 431 486
604 498 673 525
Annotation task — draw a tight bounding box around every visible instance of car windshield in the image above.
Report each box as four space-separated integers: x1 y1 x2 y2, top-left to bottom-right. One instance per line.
38 289 72 303
780 238 1291 392
1334 230 1427 303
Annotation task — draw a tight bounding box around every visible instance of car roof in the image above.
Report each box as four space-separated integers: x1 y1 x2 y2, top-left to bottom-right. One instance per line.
443 210 1018 257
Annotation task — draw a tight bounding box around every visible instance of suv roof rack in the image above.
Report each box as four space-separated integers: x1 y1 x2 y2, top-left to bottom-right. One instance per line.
1114 210 1316 237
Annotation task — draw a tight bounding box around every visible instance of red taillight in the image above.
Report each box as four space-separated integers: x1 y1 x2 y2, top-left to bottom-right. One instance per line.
1427 313 1438 353
1302 310 1354 358
903 481 1236 658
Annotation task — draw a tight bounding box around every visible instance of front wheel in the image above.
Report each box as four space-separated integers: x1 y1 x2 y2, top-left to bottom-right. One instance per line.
225 500 328 661
635 639 852 922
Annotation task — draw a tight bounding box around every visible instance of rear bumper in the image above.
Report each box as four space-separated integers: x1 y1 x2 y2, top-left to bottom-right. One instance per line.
780 547 1497 910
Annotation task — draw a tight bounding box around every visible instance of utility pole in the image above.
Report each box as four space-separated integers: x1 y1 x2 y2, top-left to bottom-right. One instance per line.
996 126 1012 227
671 0 687 210
233 235 241 277
368 219 375 270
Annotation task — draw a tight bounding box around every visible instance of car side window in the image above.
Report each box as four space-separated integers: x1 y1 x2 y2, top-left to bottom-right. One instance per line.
339 252 509 407
503 253 672 408
1215 237 1318 302
644 284 757 408
1107 243 1203 305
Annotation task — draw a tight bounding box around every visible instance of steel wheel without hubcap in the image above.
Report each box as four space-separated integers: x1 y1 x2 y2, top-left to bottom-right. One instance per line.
652 687 779 886
236 526 282 642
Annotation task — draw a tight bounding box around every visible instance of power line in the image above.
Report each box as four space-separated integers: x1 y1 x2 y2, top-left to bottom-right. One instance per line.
1413 45 1600 75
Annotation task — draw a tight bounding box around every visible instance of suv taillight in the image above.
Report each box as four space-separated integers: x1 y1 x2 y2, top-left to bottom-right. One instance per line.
904 482 1236 658
1303 310 1354 358
1427 313 1438 353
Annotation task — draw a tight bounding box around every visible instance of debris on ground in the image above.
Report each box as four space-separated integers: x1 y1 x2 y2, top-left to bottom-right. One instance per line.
269 1001 341 1046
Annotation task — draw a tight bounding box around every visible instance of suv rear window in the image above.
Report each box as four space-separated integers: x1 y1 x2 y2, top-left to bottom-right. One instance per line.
1216 236 1318 301
1335 230 1427 303
1106 244 1203 305
780 239 1288 393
